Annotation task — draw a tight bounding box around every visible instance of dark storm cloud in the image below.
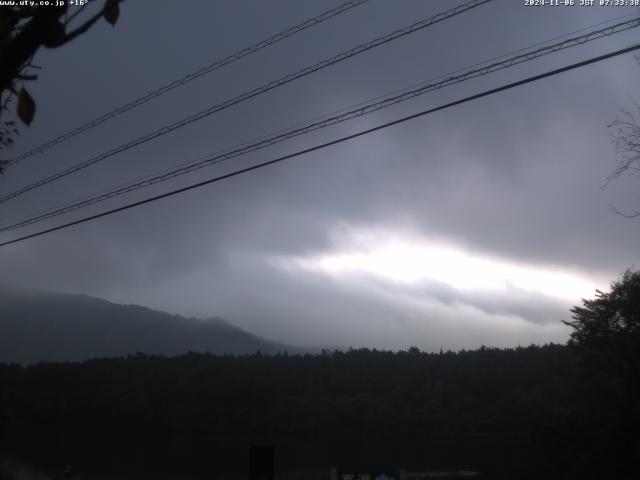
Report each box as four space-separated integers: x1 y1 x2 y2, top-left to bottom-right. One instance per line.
0 0 638 349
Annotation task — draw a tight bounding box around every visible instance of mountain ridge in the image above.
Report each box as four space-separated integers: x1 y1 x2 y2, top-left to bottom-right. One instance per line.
0 288 299 364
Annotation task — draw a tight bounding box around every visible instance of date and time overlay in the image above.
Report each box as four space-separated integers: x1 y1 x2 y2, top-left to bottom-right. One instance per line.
526 0 640 6
0 0 639 8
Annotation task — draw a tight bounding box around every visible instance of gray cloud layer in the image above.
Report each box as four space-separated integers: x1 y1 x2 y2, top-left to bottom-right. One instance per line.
1 0 639 350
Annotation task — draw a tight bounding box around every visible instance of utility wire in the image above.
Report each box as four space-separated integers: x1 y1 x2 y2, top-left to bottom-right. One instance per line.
0 0 491 205
5 0 372 167
1 41 639 249
2 15 638 233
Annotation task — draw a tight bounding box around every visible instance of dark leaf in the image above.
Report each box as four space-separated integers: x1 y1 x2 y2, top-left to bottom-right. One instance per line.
17 87 35 126
104 0 120 26
42 21 66 48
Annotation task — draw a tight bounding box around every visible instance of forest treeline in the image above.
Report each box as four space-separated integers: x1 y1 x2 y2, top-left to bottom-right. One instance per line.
0 344 632 479
0 271 638 479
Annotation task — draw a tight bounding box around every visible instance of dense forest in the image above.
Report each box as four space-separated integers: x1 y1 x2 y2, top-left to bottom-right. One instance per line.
0 271 638 479
0 345 573 478
0 343 633 479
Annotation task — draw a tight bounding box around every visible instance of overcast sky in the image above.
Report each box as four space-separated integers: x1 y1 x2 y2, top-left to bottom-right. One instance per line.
1 0 639 351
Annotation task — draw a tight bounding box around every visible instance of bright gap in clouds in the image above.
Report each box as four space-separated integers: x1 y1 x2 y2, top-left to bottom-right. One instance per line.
275 227 602 302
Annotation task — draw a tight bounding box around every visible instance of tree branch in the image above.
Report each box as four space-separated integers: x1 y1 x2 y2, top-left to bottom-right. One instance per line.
65 5 87 27
64 0 125 43
16 74 37 81
609 204 640 218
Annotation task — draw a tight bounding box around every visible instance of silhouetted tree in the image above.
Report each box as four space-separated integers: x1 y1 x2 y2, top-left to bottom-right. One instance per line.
0 0 123 172
566 268 640 347
562 269 640 478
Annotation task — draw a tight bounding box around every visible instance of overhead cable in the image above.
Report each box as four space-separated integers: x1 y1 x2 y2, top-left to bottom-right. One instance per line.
2 15 637 233
1 41 639 248
5 0 372 167
0 0 492 204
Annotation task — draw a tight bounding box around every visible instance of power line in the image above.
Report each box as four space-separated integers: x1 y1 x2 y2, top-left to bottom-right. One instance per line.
2 15 636 231
5 0 372 167
1 41 638 249
0 0 492 205
2 15 638 233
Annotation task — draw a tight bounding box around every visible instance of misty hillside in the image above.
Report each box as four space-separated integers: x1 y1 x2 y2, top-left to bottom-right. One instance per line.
0 289 294 363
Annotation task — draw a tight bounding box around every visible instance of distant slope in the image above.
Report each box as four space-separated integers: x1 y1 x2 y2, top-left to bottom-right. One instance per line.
0 289 295 363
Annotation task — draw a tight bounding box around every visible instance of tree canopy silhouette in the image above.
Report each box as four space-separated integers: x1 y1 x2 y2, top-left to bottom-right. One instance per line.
565 268 640 347
561 269 640 478
0 0 123 173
